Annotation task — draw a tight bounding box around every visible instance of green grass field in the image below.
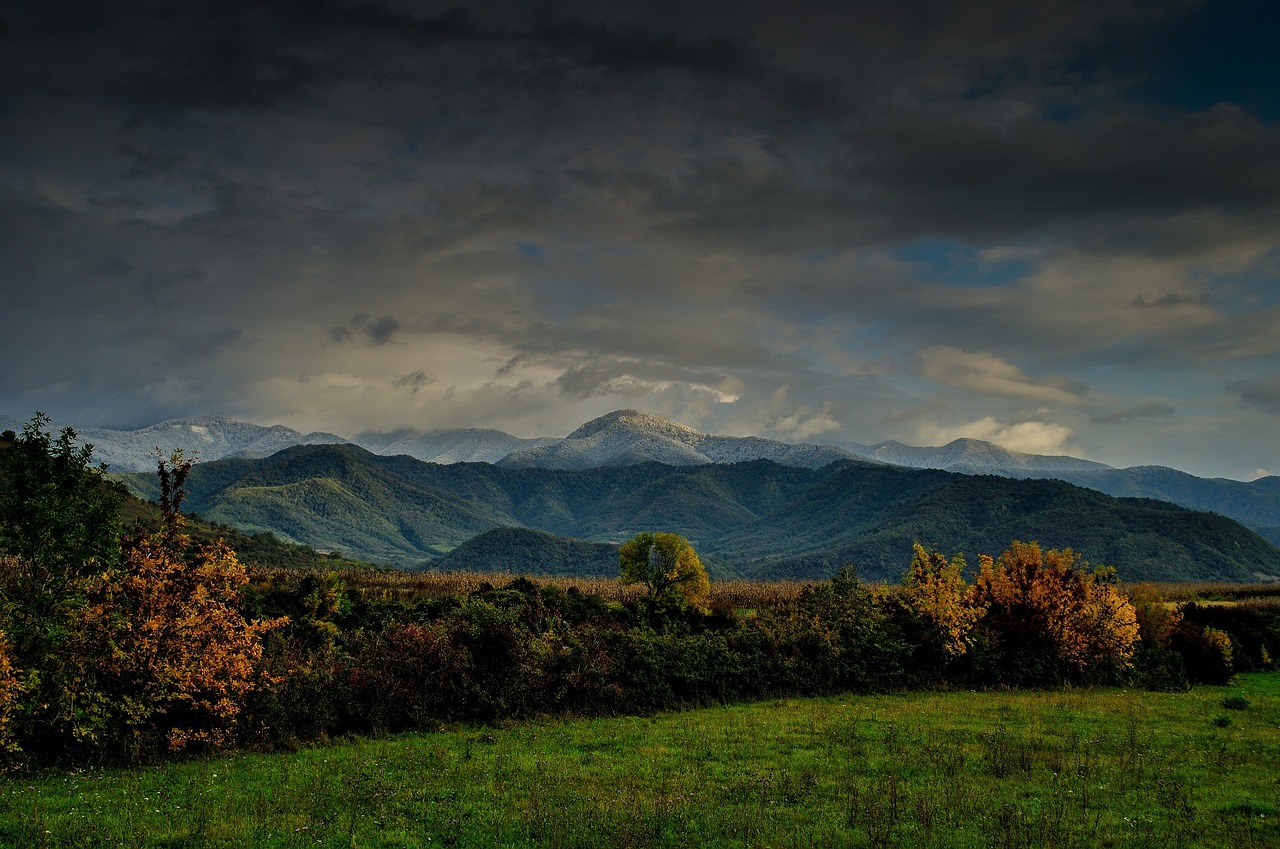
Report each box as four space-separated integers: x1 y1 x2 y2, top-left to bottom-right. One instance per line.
3 674 1278 848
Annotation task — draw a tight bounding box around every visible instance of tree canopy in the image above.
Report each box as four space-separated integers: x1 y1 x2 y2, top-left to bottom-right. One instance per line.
618 531 710 612
0 412 123 587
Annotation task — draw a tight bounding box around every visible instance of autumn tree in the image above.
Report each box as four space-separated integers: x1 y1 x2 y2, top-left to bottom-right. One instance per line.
899 543 985 657
619 532 711 613
0 623 22 756
84 453 285 753
1128 582 1183 646
972 541 1139 683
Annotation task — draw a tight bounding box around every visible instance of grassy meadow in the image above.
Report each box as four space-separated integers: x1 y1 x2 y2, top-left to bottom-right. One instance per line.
3 673 1277 848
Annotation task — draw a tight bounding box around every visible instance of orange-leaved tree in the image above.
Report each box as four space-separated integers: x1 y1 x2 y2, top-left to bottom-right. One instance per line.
1127 582 1183 646
85 453 285 753
973 541 1139 681
900 542 985 657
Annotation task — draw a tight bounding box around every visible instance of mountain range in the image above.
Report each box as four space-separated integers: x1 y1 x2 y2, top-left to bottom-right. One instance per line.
9 409 1277 548
115 441 1280 584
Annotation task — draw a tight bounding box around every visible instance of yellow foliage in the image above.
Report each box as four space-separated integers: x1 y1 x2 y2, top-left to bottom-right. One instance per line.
1127 582 1183 645
619 532 711 612
901 543 984 656
85 492 286 751
974 541 1140 670
0 630 23 755
1203 626 1233 667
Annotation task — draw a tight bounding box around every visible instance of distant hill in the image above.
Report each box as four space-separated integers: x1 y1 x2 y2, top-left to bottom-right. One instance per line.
0 435 374 573
370 428 559 464
1015 466 1280 547
117 444 1280 583
436 527 619 576
12 408 1280 547
30 415 351 472
842 437 1112 474
712 466 1280 583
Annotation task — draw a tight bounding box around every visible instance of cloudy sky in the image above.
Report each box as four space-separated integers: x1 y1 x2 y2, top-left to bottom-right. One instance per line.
3 0 1278 479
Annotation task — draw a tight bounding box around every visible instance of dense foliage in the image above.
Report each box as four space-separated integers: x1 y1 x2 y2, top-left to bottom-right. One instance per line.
0 421 282 763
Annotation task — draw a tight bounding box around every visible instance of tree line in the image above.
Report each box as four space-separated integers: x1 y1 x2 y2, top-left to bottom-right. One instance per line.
0 415 1271 766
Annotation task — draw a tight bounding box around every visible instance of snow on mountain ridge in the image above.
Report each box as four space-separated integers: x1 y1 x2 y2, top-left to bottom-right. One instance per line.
59 416 350 472
0 409 1111 476
565 410 703 445
849 437 1112 474
378 428 558 464
501 410 856 470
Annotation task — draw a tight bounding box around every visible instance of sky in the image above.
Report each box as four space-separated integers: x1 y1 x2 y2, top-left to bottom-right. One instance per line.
2 0 1278 480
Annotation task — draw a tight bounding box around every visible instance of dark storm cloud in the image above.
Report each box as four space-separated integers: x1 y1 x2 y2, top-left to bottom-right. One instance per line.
2 0 1278 478
12 1 484 111
13 0 1267 259
842 105 1280 245
329 315 402 346
1236 376 1280 413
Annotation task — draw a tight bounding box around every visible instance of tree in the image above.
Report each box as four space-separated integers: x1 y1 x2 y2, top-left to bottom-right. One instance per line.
972 541 1139 682
619 532 710 612
83 452 286 753
0 433 283 762
900 543 984 657
0 414 123 760
0 412 122 592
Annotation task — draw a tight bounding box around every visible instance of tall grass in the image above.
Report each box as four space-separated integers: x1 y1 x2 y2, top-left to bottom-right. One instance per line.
4 674 1277 848
1148 581 1280 603
249 567 814 610
254 566 1280 614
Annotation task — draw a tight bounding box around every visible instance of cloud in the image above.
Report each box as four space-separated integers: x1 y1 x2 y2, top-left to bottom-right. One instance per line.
2 0 1278 479
1090 402 1176 424
915 416 1076 456
1129 293 1212 309
918 347 1086 405
756 401 842 443
364 316 400 346
327 315 402 346
1235 375 1280 412
392 369 434 394
552 360 740 406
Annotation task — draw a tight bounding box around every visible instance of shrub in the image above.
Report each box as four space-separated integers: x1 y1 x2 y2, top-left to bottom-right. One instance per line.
971 542 1139 685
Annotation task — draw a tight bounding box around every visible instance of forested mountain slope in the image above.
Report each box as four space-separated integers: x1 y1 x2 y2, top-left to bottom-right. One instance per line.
119 444 1280 582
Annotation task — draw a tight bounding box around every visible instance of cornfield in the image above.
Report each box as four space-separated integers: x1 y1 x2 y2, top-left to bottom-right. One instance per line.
249 566 818 610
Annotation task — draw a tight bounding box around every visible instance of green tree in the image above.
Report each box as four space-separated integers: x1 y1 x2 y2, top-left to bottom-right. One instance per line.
0 414 124 760
619 532 710 612
0 412 123 591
